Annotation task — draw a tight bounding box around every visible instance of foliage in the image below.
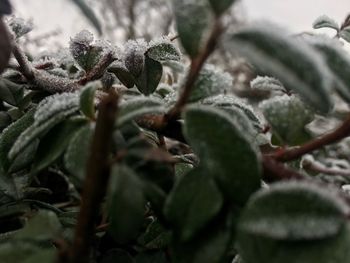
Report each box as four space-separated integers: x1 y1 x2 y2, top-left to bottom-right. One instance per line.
0 1 350 263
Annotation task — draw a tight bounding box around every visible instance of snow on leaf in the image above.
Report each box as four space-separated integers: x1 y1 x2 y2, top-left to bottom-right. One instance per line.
313 15 339 31
9 92 80 160
250 76 285 92
7 16 33 39
340 26 350 43
147 37 181 62
226 22 334 113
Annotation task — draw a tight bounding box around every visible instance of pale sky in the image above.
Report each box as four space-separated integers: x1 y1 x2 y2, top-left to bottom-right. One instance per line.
9 0 350 47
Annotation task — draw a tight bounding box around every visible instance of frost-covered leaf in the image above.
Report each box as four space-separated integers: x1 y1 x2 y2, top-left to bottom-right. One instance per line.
117 97 164 126
8 17 33 39
0 108 35 172
8 139 38 173
202 94 263 133
108 165 146 244
226 23 333 113
238 181 348 240
312 15 339 31
340 26 350 43
70 30 107 71
0 20 11 74
307 36 350 103
0 78 24 106
64 124 94 185
9 92 79 160
71 0 102 35
31 117 86 174
135 56 163 95
124 39 147 77
185 64 232 102
208 0 236 15
108 61 135 89
147 37 181 62
237 181 350 263
184 106 261 205
16 210 62 241
172 0 212 57
250 76 285 93
80 81 100 119
164 168 223 241
261 95 314 145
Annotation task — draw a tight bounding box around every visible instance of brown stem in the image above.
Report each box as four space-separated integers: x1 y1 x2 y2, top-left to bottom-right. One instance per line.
78 52 115 86
69 91 119 263
271 115 350 162
165 18 223 121
12 42 34 81
262 155 305 182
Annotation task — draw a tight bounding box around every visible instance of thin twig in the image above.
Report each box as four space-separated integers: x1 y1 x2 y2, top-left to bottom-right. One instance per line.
165 18 224 121
69 91 119 263
271 115 350 162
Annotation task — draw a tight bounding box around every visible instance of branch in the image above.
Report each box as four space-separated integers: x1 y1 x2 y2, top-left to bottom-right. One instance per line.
69 91 119 263
77 52 115 85
262 155 305 182
271 115 350 162
165 18 224 121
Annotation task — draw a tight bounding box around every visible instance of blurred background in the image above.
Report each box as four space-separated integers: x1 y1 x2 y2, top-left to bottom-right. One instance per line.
9 0 349 52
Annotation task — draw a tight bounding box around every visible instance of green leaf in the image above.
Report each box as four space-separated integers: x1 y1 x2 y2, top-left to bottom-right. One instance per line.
227 24 333 113
0 244 55 263
147 38 181 62
32 117 87 174
185 64 232 102
108 61 136 88
80 81 100 119
307 36 350 103
172 0 212 57
340 26 350 43
208 0 236 15
9 92 79 160
0 108 35 172
138 220 171 250
16 210 62 241
164 168 223 241
172 213 233 263
71 0 102 35
8 139 39 173
261 95 314 145
108 165 146 244
184 106 261 205
117 97 165 126
64 124 94 185
0 79 24 107
100 249 134 263
135 56 163 95
237 181 350 263
312 15 339 31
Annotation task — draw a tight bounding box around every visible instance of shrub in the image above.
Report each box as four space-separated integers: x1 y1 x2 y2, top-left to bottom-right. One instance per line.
0 0 350 262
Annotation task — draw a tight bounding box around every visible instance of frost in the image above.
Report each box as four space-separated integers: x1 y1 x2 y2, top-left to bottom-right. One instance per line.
260 95 314 145
7 16 34 38
180 64 233 102
147 36 181 62
202 94 263 132
250 76 285 92
71 30 94 46
313 15 339 31
34 92 79 124
8 92 80 160
123 39 148 77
